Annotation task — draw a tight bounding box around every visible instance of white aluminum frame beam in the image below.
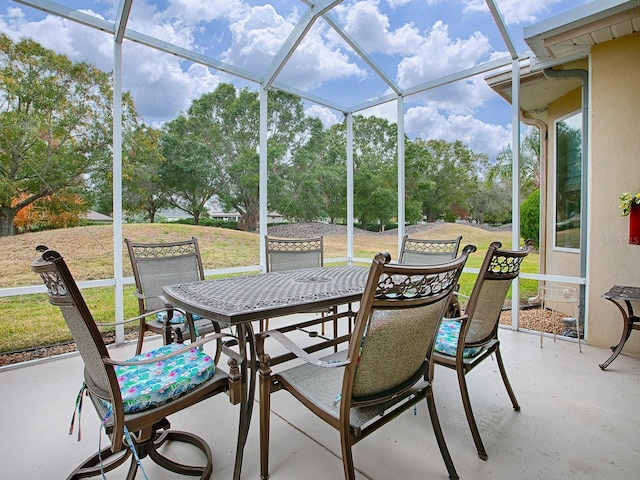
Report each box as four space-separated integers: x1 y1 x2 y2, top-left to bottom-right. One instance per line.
263 0 344 89
486 0 519 59
111 0 132 345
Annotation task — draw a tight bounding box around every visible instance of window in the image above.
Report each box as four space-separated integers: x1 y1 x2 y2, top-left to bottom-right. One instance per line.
554 111 582 250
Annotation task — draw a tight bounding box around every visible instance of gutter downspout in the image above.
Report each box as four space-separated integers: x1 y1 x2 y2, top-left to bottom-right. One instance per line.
543 67 589 326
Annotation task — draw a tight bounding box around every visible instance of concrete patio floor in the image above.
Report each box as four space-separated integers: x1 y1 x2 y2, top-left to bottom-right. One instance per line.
2 322 639 480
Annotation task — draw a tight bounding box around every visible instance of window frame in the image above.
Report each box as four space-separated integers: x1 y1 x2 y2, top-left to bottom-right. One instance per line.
553 109 583 253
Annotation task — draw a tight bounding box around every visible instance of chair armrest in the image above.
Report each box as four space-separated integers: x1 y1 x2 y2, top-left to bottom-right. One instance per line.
132 290 167 303
132 291 179 314
93 308 187 327
256 329 350 368
102 331 240 366
453 291 470 300
441 313 469 323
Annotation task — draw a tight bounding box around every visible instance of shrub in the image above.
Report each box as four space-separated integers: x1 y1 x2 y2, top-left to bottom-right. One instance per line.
521 189 540 248
170 218 239 230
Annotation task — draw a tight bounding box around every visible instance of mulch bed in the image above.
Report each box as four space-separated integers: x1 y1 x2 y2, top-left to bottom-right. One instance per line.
500 306 564 335
0 332 141 367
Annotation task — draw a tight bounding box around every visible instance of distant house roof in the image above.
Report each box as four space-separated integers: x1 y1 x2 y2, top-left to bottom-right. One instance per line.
84 210 113 223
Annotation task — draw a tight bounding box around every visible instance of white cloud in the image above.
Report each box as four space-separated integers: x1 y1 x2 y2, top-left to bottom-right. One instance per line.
0 2 226 125
405 104 511 159
164 0 249 24
333 1 424 55
222 4 366 90
416 77 496 115
397 20 492 87
0 7 113 68
1 0 529 157
305 104 341 128
462 0 565 25
386 0 414 8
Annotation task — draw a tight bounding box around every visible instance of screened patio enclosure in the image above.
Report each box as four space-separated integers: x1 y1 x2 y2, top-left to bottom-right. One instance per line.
8 0 594 343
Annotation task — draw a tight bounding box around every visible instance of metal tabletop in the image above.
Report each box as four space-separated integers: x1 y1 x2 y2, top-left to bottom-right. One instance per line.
163 265 369 325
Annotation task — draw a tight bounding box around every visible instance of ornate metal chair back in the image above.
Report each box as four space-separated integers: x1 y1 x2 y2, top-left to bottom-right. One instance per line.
265 235 323 272
399 235 463 266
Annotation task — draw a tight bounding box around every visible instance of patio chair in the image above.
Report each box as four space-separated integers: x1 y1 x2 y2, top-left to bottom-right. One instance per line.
30 246 244 480
263 235 330 332
257 246 477 480
400 235 463 317
125 237 220 355
399 235 463 265
433 239 534 460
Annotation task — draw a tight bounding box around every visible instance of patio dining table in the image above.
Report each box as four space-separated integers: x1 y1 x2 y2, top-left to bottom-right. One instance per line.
599 285 640 370
163 264 369 479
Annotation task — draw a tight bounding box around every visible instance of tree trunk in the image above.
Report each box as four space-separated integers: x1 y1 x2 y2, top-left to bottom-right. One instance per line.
239 204 259 232
0 207 16 236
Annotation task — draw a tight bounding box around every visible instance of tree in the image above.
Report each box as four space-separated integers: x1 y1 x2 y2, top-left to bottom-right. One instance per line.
305 115 398 229
490 127 541 200
271 117 331 222
12 189 86 232
318 121 349 223
160 112 222 225
0 34 116 236
352 116 398 230
123 124 169 222
406 139 486 222
474 127 542 225
160 84 308 231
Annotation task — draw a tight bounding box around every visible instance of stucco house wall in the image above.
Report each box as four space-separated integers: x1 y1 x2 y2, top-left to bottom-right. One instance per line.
587 32 640 350
531 33 640 351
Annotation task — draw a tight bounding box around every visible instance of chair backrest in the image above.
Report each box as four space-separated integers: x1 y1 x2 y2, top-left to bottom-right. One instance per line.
399 235 463 265
342 245 475 406
265 235 323 272
31 246 122 413
125 237 205 313
462 240 534 347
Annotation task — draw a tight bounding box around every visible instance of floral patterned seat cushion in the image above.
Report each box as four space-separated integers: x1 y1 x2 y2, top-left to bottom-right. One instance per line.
434 320 483 358
114 343 215 414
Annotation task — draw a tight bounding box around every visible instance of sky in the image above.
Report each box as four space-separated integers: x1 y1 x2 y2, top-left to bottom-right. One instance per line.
0 0 593 161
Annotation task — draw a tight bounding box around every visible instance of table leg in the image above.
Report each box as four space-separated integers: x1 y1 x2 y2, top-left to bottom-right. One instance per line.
600 299 632 370
232 323 256 480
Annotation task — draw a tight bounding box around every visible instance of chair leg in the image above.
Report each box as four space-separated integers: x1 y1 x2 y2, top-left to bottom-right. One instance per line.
148 430 213 477
259 358 272 480
456 368 488 460
426 391 459 480
162 322 173 345
67 444 131 479
339 428 356 480
494 347 520 411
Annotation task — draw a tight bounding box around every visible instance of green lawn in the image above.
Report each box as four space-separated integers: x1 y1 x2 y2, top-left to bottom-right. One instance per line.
0 223 539 353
